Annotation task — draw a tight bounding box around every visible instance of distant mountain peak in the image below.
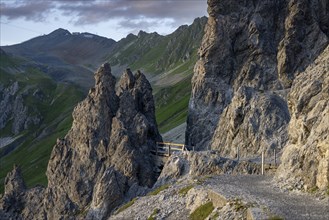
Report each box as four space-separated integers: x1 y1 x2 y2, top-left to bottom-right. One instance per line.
49 28 71 36
137 30 160 38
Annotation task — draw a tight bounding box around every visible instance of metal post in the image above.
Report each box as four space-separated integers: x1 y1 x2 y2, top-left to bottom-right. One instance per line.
168 145 171 156
274 149 276 167
237 146 239 161
261 151 265 175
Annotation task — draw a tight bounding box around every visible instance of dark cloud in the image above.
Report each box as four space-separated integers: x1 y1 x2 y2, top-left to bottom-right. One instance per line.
117 17 173 34
0 1 54 22
1 0 207 28
59 0 207 26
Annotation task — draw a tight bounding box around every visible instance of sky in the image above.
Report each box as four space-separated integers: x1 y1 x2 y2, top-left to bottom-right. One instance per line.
0 0 208 46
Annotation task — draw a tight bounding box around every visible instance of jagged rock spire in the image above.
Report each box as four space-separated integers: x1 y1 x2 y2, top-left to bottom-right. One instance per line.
40 63 161 219
4 165 26 196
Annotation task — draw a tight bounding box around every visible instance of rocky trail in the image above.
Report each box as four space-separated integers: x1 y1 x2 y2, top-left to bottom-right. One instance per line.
207 175 329 220
110 173 329 220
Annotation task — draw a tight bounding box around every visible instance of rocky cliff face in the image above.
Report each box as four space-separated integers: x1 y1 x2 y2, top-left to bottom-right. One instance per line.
0 81 41 135
0 166 44 220
186 0 328 158
1 63 162 219
155 151 261 187
276 45 329 191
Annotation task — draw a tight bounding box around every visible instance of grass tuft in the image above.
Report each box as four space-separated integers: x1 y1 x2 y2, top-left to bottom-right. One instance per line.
268 216 284 220
308 186 318 193
209 212 219 220
116 198 137 214
189 201 214 220
147 184 170 196
178 185 194 196
147 208 160 220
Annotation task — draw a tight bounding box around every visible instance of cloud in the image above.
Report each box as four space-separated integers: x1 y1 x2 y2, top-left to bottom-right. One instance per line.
117 17 175 34
0 1 55 22
1 0 207 28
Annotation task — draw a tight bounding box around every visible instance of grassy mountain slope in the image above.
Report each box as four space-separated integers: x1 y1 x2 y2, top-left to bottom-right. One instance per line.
0 50 84 193
108 17 207 133
0 17 206 192
2 29 116 90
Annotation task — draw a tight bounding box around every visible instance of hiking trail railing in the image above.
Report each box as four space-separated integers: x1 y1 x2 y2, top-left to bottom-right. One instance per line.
154 142 190 157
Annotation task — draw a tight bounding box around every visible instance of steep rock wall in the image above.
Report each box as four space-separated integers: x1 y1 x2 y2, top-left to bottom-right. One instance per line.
186 0 328 157
276 45 329 190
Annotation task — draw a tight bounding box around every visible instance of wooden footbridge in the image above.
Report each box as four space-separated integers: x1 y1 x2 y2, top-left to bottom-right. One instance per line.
153 142 190 157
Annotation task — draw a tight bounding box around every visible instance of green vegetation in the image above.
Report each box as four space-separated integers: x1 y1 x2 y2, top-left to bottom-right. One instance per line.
209 212 219 220
116 198 137 214
0 18 207 194
178 185 194 196
155 77 192 133
147 208 160 220
0 55 84 193
189 202 214 220
268 216 284 220
107 17 207 133
308 186 319 194
147 184 170 196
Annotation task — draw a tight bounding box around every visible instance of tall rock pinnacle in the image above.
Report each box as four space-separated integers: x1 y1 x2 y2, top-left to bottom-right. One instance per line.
1 63 162 219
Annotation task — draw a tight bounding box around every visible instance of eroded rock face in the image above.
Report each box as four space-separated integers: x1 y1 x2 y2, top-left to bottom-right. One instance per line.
0 82 41 135
155 151 261 187
1 64 162 219
0 165 45 220
0 165 26 218
186 0 328 157
276 45 329 191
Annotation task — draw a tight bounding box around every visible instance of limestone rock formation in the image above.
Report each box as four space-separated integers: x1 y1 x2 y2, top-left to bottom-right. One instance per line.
1 64 162 219
186 0 328 158
0 165 26 218
0 81 41 135
155 151 261 187
45 65 161 219
0 165 45 220
276 45 329 191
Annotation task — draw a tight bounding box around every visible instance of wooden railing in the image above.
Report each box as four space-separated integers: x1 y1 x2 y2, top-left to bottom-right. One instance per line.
155 142 189 157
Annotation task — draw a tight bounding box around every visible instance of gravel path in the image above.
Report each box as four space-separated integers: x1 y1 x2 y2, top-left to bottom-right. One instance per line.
207 175 329 220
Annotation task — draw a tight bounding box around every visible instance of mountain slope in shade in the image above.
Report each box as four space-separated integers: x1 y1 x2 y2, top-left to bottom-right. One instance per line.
0 63 162 219
0 48 85 193
0 17 207 193
2 29 116 89
2 17 207 133
107 17 208 133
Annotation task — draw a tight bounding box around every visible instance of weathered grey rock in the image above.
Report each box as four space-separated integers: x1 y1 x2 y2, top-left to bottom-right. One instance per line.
186 0 329 158
0 165 46 219
1 63 162 219
155 151 260 186
0 81 42 135
0 165 26 219
276 45 329 191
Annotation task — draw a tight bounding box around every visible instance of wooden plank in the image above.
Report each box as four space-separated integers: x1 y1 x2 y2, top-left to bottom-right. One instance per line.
157 142 186 147
157 146 183 151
